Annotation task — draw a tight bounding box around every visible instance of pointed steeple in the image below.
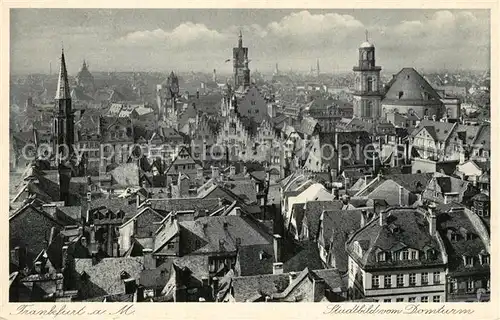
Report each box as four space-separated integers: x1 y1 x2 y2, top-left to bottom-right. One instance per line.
55 48 70 100
238 30 243 48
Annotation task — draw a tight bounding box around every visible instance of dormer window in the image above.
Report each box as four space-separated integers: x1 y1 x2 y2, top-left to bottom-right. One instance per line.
466 233 474 241
426 249 436 260
401 250 409 260
479 253 490 265
377 252 386 262
464 256 474 266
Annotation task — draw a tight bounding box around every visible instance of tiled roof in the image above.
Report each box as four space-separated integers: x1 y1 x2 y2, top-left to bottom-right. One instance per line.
282 240 324 272
296 200 344 240
237 243 275 276
382 68 443 106
232 273 289 302
89 198 137 219
436 207 489 276
139 259 173 289
73 257 144 297
179 216 273 255
320 209 367 273
346 207 445 270
146 198 220 216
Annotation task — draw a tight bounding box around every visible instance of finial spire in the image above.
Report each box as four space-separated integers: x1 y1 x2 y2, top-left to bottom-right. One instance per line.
365 29 369 42
55 47 70 100
238 29 243 47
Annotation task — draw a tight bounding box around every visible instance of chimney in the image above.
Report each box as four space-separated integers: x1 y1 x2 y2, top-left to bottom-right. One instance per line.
243 166 248 176
10 247 20 269
399 186 404 206
62 245 68 270
48 227 57 244
211 166 220 180
212 277 219 300
379 210 385 226
218 197 223 207
223 222 229 230
272 262 284 275
202 277 209 288
81 236 88 248
143 248 155 270
90 225 97 254
136 192 141 208
428 203 437 236
229 166 236 177
289 272 297 284
78 226 83 236
312 278 326 302
142 179 147 189
273 234 282 262
332 187 339 200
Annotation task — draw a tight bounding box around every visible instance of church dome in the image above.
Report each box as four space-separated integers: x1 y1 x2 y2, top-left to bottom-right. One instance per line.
360 41 374 48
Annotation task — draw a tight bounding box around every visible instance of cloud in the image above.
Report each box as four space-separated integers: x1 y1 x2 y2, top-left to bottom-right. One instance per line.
116 22 225 47
266 10 364 37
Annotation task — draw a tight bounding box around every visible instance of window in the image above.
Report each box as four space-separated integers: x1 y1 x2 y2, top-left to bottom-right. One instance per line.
397 274 404 287
398 91 404 99
421 272 428 285
421 296 428 303
409 273 416 286
450 279 458 293
482 254 490 265
401 250 409 260
467 280 474 292
378 252 386 262
383 299 391 303
465 256 474 266
167 243 175 249
433 295 441 303
433 272 440 284
392 251 398 261
410 251 418 260
408 297 416 303
396 298 404 302
372 275 380 288
384 275 392 288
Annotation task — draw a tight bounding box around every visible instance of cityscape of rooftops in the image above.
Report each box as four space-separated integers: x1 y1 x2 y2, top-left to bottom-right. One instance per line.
9 8 491 305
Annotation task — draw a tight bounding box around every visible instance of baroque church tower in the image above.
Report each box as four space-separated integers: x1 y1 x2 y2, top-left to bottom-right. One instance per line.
352 32 382 119
233 31 250 90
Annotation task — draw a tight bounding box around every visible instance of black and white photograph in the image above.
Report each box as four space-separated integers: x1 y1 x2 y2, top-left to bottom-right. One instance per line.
7 7 492 305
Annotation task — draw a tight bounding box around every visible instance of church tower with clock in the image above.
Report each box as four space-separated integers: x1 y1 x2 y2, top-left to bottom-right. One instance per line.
352 32 382 119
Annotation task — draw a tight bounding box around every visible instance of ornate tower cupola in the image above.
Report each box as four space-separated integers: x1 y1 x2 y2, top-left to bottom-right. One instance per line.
352 31 383 120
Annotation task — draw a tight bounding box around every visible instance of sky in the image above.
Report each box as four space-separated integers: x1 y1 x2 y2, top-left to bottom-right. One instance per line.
10 9 491 75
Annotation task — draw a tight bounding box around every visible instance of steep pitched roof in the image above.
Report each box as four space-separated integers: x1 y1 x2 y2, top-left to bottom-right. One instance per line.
73 257 144 296
346 207 446 270
382 68 443 106
179 216 273 255
55 49 71 100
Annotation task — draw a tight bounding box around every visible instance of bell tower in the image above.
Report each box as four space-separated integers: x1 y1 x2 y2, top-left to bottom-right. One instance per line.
53 48 74 159
352 31 382 119
233 30 250 90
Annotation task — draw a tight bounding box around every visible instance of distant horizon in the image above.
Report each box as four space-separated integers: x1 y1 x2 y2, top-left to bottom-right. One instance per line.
11 9 490 75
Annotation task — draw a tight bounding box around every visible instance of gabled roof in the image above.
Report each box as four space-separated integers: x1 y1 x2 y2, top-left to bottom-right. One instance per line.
74 257 144 297
382 68 443 106
179 216 273 255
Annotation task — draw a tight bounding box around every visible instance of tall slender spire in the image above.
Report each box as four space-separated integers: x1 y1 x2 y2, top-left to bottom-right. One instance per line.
55 48 70 100
238 30 243 48
365 29 369 42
